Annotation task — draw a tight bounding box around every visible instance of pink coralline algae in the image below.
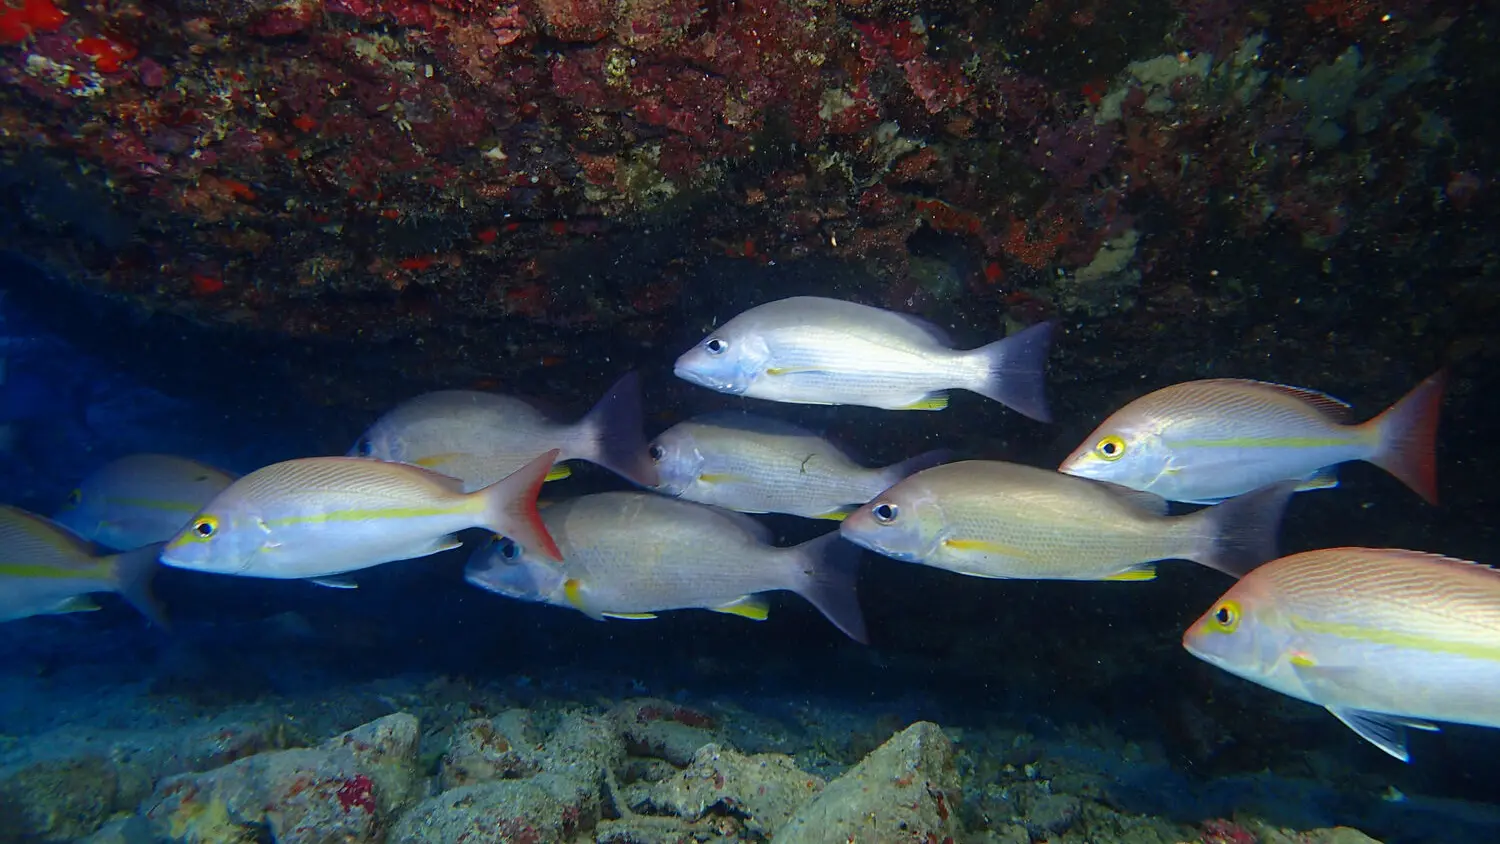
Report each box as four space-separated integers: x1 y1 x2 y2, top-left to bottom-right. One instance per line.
335 773 378 814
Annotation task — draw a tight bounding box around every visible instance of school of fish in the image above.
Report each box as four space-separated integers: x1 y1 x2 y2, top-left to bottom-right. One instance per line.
2 294 1473 762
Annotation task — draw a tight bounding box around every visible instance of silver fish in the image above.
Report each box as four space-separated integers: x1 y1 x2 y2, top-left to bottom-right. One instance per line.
1185 547 1500 762
1059 371 1446 504
352 371 658 490
650 412 951 519
54 453 237 550
465 492 867 642
160 450 560 580
673 296 1053 418
0 505 163 625
840 460 1294 581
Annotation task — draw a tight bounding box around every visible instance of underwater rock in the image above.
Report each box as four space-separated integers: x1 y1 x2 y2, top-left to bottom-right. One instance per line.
321 713 424 815
625 743 826 835
610 697 722 766
390 774 600 844
77 816 153 843
439 710 545 790
0 754 125 842
0 713 306 842
774 721 963 843
142 712 421 844
593 814 700 843
1018 789 1082 836
546 709 629 785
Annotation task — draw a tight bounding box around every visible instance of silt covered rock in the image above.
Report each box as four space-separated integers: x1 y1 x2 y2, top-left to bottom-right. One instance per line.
775 721 963 843
625 743 825 836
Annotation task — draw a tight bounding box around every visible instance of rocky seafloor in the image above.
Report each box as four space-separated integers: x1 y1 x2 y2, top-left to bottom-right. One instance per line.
4 594 1500 844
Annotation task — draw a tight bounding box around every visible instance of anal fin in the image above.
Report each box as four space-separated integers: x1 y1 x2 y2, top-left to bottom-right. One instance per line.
711 595 770 621
1295 466 1340 492
49 596 100 614
897 392 949 411
1103 564 1157 582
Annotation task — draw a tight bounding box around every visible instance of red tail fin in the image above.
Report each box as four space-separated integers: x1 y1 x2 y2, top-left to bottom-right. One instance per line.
1368 370 1447 505
480 449 563 561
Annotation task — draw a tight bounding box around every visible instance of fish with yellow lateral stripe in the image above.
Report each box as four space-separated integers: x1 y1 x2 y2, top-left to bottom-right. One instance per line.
464 492 867 642
351 371 658 491
159 450 561 581
1058 371 1446 505
0 505 165 625
1184 547 1500 762
839 460 1295 581
54 453 237 550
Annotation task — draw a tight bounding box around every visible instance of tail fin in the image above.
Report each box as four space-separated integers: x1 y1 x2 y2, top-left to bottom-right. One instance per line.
108 542 169 628
577 371 659 488
874 448 954 493
1184 481 1297 578
478 449 563 562
782 532 868 643
1367 370 1446 505
969 321 1054 422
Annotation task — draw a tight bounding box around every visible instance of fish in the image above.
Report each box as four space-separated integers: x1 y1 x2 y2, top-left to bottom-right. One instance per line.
1183 547 1500 762
1058 371 1446 505
159 450 561 581
53 453 238 550
0 504 164 625
649 412 952 520
351 371 658 490
839 460 1295 581
464 491 867 642
672 296 1054 419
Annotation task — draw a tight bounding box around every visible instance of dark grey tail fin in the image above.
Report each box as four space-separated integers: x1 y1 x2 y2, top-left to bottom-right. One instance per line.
783 532 868 643
579 371 659 488
970 321 1054 422
108 542 169 628
1187 481 1298 578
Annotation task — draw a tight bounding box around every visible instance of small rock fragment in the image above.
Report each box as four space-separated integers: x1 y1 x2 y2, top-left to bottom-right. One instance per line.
609 698 721 766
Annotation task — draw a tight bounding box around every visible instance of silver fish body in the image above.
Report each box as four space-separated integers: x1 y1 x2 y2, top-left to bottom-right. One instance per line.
465 492 867 642
0 505 163 624
54 453 237 550
650 412 949 519
673 296 1052 419
353 372 657 490
1184 547 1500 761
160 451 560 580
840 460 1293 581
1059 372 1445 504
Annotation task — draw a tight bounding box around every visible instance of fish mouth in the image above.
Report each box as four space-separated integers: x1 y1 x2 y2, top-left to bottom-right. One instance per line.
672 364 742 394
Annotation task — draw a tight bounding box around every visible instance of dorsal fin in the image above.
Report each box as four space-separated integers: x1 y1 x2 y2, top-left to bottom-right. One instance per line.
1238 380 1354 422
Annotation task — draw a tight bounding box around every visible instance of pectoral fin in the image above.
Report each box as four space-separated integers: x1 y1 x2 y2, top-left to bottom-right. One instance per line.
811 509 853 521
1326 706 1439 763
711 595 770 621
765 366 827 377
308 577 358 590
697 472 749 485
412 452 464 469
602 611 658 620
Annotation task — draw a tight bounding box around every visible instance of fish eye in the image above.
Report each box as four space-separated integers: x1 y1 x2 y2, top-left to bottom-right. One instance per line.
496 537 521 561
192 515 220 539
704 337 728 355
1095 434 1127 461
1210 600 1240 632
355 438 374 457
648 444 665 462
871 502 899 524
